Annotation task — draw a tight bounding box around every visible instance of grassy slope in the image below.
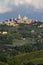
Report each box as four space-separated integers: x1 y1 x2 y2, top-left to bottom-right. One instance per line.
0 62 8 65
14 50 43 65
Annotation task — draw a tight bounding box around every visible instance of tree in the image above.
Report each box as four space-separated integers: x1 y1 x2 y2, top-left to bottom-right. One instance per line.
25 62 35 65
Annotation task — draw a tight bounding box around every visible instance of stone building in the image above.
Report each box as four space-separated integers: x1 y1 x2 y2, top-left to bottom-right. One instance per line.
17 14 24 23
4 18 16 26
23 16 33 24
0 15 34 26
23 16 28 24
0 22 3 25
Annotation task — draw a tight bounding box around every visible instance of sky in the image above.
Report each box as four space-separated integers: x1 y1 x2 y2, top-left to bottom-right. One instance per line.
0 0 43 21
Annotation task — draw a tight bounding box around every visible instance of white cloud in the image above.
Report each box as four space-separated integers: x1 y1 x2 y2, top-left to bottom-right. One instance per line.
0 0 43 13
31 0 43 9
19 0 24 5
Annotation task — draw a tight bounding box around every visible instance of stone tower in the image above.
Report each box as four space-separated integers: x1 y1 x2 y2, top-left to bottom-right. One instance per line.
17 14 23 23
23 16 28 21
18 14 22 20
23 16 28 24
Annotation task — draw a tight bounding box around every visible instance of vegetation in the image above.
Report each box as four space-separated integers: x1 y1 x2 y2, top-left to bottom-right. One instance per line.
0 21 43 65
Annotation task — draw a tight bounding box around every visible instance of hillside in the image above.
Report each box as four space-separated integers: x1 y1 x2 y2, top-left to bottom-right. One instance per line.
0 49 43 65
14 50 43 65
0 21 43 65
0 21 43 45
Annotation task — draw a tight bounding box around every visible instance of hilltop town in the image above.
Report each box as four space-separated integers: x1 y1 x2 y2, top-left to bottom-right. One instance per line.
0 15 43 65
0 15 43 35
0 14 35 26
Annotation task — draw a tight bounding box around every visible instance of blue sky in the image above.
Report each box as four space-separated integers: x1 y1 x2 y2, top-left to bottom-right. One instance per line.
0 0 43 21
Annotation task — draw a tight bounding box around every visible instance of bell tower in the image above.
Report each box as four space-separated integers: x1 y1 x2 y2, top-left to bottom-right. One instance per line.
18 14 22 20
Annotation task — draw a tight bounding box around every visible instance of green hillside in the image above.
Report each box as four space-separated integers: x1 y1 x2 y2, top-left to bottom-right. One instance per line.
0 21 43 65
14 50 43 65
0 50 43 65
0 21 43 45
